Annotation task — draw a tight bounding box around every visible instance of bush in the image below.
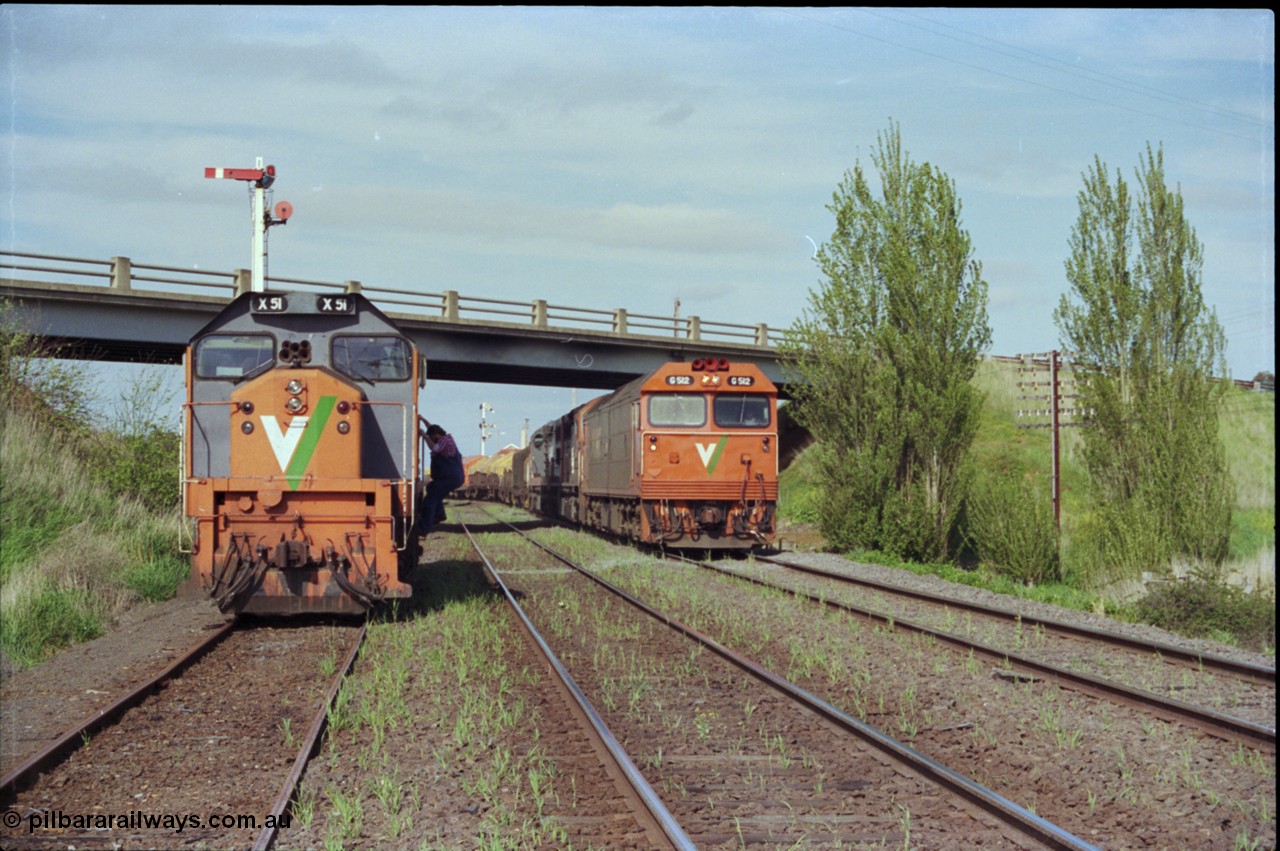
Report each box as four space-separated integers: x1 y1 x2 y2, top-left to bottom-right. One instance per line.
777 443 822 526
91 428 181 511
1065 500 1169 590
1 305 95 435
964 474 1061 585
1134 572 1275 652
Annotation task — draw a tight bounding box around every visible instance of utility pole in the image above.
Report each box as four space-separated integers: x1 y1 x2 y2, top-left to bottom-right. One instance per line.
204 158 293 292
478 403 494 456
1014 350 1090 530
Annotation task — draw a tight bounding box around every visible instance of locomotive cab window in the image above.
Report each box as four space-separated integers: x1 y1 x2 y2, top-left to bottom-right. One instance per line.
648 394 706 427
194 334 275 379
713 394 771 428
332 336 412 382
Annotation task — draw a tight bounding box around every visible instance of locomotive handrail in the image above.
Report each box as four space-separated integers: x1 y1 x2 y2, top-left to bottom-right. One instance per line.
177 400 236 555
360 399 414 552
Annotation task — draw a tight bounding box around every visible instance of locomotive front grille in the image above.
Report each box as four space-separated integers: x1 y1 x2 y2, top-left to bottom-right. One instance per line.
640 482 778 500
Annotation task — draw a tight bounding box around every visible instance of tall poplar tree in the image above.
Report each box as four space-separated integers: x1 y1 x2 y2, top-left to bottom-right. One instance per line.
782 123 990 561
1055 144 1231 579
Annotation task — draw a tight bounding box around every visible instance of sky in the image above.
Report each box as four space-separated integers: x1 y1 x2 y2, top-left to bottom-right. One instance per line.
3 7 1274 455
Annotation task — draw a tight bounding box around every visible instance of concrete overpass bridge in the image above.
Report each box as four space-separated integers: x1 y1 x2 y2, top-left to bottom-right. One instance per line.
1 251 799 395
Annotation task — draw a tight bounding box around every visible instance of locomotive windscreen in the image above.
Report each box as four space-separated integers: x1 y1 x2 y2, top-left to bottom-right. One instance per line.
194 334 275 379
713 394 771 428
648 394 706 427
332 336 412 382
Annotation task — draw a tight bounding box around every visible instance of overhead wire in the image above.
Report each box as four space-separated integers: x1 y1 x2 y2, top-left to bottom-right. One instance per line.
782 9 1273 145
872 8 1270 131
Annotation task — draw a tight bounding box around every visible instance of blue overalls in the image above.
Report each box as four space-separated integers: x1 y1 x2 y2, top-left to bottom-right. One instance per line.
421 441 465 537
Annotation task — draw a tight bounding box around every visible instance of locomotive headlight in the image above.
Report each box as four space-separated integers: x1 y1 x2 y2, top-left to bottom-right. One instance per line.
337 421 350 435
286 397 303 413
286 379 304 395
239 401 254 415
648 435 657 451
241 421 254 434
336 400 351 415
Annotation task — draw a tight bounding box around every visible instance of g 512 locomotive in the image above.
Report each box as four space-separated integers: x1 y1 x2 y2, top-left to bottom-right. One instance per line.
183 290 427 614
508 359 778 549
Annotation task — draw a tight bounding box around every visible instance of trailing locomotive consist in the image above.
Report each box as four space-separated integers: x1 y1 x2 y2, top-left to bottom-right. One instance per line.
183 290 428 614
506 359 778 549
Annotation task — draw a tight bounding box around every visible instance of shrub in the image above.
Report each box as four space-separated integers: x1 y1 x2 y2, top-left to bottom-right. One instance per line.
1 305 95 434
1134 571 1275 652
90 427 181 511
964 473 1061 585
1064 500 1169 590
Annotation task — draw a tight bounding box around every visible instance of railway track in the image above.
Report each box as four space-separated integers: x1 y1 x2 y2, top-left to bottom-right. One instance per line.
760 553 1275 688
0 618 364 850
682 553 1276 754
481 504 1273 848
461 520 694 850
468 504 1095 849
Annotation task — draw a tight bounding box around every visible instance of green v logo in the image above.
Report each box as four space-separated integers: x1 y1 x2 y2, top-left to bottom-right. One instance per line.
260 396 337 490
694 436 728 475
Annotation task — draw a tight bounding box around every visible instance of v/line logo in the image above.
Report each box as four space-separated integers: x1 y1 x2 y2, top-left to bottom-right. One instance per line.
694 435 728 475
259 396 337 489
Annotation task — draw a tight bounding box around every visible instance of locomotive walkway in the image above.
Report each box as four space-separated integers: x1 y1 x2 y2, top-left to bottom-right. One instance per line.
1 251 796 393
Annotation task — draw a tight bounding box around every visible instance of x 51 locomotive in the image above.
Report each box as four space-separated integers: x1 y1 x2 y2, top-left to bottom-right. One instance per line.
510 359 777 549
183 290 426 614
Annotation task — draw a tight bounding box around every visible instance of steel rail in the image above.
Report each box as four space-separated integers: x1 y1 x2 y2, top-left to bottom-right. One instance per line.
459 519 696 851
252 622 367 851
483 509 1098 851
761 554 1276 685
0 620 236 802
690 555 1276 754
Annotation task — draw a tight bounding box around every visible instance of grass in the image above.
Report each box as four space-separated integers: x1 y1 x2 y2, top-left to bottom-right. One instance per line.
0 404 189 666
292 556 575 848
1 318 189 668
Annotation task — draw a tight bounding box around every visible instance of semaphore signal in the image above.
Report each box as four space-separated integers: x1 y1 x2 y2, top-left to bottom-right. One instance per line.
204 157 293 293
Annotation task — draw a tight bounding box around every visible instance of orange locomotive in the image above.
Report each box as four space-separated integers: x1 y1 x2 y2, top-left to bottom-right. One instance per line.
511 359 777 549
183 291 427 614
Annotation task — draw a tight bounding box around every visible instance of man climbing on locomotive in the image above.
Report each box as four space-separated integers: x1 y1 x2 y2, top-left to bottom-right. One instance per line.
421 422 465 537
